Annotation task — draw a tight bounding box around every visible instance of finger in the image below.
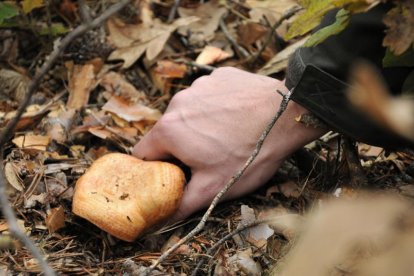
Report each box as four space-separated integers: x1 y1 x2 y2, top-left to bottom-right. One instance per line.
170 172 218 221
132 128 172 161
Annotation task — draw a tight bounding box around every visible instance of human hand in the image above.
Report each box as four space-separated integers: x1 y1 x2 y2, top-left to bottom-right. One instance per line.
133 67 325 220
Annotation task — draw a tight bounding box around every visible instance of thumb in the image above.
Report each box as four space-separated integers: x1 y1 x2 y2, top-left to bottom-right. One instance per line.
132 128 172 161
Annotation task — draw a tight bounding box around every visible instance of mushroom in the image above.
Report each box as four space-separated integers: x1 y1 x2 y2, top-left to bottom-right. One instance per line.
72 153 185 242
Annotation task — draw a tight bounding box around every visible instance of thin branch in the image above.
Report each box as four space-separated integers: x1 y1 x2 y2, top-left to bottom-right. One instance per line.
167 0 181 23
219 15 250 59
78 0 93 24
145 89 293 274
192 219 267 275
251 6 302 65
0 1 131 275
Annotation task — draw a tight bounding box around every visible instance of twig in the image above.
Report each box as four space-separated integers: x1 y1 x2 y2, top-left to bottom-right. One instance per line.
192 219 266 275
219 15 250 59
167 0 181 23
78 0 93 24
251 6 302 64
0 1 131 275
145 89 293 274
187 61 215 73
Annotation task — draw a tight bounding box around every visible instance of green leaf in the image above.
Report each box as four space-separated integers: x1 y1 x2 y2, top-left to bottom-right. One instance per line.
304 9 350 47
383 48 414 68
0 2 19 25
39 23 69 36
284 0 371 40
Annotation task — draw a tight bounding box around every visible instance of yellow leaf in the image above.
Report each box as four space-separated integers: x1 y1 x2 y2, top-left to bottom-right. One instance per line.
22 0 44 14
285 0 373 40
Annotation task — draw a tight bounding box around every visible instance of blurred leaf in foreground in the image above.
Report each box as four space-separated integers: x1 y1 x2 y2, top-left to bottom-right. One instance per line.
0 2 19 25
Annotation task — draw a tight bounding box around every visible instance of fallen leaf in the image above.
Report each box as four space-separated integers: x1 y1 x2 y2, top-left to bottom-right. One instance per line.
12 134 50 151
46 108 76 143
102 95 161 122
45 206 65 233
195 46 232 65
0 68 30 103
100 72 148 102
247 0 298 24
4 162 23 192
108 16 198 68
153 60 187 78
178 1 226 45
237 22 268 47
0 3 19 25
22 0 44 14
358 143 383 157
0 221 8 232
275 194 414 276
67 64 96 110
258 38 307 75
151 60 188 94
228 248 262 276
259 207 302 241
24 193 47 209
161 234 191 255
239 205 274 249
383 1 414 55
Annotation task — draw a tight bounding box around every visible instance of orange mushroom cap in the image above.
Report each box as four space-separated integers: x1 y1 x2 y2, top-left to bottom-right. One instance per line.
72 153 185 242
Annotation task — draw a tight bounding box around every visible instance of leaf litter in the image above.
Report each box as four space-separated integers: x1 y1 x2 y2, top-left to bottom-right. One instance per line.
0 0 413 275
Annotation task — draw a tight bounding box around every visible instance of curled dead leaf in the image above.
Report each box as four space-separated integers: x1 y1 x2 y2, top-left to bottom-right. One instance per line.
4 162 23 192
103 95 161 122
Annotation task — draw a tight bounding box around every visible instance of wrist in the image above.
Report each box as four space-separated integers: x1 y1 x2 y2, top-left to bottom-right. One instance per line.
269 96 327 161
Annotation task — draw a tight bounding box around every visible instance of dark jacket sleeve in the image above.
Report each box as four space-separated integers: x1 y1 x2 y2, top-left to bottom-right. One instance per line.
285 4 414 148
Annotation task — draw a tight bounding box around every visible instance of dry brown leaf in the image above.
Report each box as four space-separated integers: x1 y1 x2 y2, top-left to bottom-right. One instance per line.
153 60 187 78
4 162 23 192
383 1 414 55
45 206 65 233
195 46 232 65
177 1 226 44
107 16 198 68
237 22 268 47
258 38 307 75
228 248 262 276
0 69 30 103
273 194 414 276
247 0 299 24
88 127 111 140
100 72 148 102
161 234 191 255
358 143 383 157
12 134 50 151
258 207 302 241
151 60 188 94
239 205 274 249
67 64 96 110
45 108 76 143
102 95 161 122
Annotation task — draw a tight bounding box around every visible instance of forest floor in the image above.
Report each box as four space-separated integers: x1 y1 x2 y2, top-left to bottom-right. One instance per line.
0 0 413 275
